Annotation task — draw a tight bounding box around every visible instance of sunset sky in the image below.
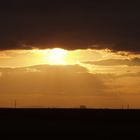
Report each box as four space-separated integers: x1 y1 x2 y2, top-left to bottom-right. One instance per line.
0 0 140 108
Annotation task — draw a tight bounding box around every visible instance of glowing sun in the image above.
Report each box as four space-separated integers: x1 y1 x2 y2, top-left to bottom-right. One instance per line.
47 48 68 65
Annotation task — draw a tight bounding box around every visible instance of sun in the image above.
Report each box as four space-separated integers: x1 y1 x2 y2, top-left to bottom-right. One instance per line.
47 48 68 65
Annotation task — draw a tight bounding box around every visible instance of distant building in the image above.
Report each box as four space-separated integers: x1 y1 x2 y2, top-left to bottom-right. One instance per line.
80 105 87 109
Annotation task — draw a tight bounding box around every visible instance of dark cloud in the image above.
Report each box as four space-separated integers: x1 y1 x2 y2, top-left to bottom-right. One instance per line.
83 58 140 66
0 0 140 52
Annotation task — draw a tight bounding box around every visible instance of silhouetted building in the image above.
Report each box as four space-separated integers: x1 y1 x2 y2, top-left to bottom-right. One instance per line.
80 105 87 109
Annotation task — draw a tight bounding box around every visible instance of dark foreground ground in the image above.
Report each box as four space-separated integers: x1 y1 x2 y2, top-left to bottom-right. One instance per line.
0 108 140 138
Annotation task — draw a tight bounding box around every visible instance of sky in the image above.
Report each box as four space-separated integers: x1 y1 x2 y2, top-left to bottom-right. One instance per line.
0 0 140 52
0 1 140 108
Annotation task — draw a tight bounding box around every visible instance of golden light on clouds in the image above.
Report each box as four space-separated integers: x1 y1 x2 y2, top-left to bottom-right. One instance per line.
0 48 140 75
46 48 68 65
0 47 140 74
0 48 140 108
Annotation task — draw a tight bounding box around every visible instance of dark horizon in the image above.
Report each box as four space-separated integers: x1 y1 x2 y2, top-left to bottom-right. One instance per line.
0 107 140 137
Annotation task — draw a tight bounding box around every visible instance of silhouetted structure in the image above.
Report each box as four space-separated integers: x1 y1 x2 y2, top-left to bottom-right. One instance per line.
122 104 124 109
80 105 87 109
14 100 17 109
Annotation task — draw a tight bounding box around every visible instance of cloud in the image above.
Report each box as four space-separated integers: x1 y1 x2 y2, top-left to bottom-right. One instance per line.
0 64 139 97
0 64 140 107
0 72 2 77
0 0 140 53
0 65 106 96
84 58 140 66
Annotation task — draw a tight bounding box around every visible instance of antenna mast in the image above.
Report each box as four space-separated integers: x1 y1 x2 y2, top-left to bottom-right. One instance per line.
14 100 17 109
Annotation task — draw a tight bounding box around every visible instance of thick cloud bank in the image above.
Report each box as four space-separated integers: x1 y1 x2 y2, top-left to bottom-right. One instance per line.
0 0 140 52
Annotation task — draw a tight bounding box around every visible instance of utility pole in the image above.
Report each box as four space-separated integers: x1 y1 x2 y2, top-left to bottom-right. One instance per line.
122 104 124 109
14 100 17 109
127 104 130 109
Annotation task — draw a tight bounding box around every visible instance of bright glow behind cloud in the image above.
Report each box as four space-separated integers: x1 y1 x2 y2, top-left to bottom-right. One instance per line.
0 48 140 108
0 48 140 75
